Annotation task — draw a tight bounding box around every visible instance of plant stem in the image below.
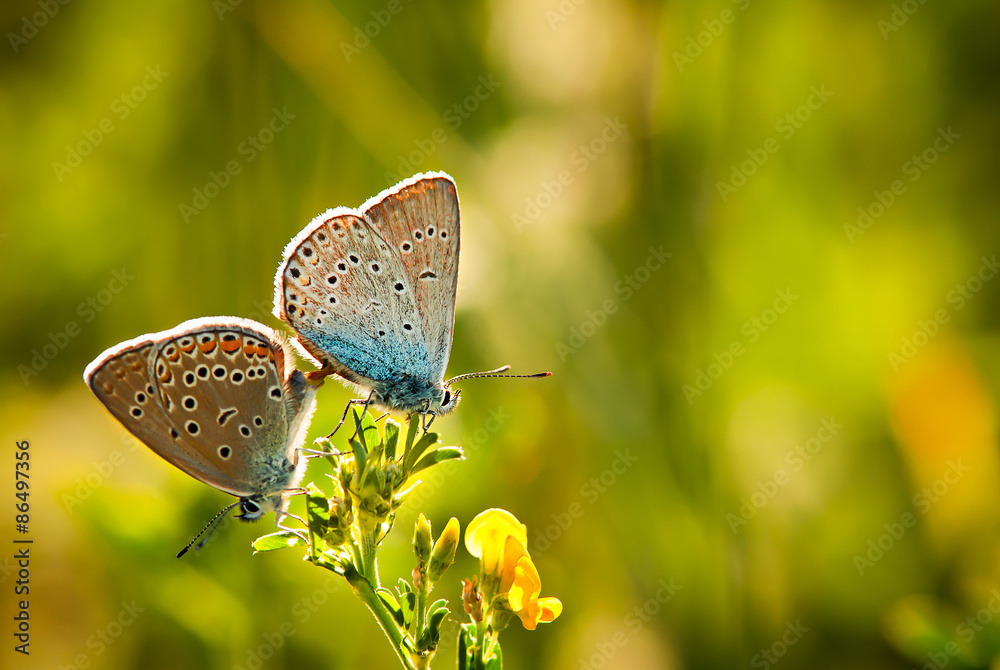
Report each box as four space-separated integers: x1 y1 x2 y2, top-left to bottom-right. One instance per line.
338 562 417 670
360 528 379 586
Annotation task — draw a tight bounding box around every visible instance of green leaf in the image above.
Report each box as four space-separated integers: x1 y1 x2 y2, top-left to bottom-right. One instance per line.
384 418 400 461
376 588 405 627
354 409 379 453
401 590 416 627
396 578 413 595
412 447 465 476
252 531 305 553
403 431 440 473
427 605 449 638
306 486 331 529
350 434 367 475
402 414 420 464
485 642 503 670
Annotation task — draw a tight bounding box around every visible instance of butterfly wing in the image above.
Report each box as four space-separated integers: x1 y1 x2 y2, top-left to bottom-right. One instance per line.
84 334 241 494
148 318 315 498
274 173 459 395
362 173 460 384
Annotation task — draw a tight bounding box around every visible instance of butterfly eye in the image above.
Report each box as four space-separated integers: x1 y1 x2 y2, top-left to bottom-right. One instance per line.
442 390 451 406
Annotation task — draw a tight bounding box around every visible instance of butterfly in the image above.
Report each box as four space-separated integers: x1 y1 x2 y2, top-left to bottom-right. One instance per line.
83 317 317 555
272 172 549 433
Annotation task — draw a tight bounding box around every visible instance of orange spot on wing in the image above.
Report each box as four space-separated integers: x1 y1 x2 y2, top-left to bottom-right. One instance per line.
256 344 269 358
179 340 196 354
221 337 242 354
199 338 217 354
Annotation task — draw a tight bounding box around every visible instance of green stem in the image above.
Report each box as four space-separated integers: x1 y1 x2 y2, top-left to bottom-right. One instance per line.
360 528 379 586
339 562 417 670
474 619 488 670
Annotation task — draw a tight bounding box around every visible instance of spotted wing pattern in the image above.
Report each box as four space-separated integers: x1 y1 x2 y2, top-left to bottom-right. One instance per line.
274 172 460 393
84 317 315 499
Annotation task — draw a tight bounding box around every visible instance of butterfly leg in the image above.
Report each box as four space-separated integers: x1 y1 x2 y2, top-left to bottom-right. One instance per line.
324 393 375 440
275 508 309 543
421 410 438 433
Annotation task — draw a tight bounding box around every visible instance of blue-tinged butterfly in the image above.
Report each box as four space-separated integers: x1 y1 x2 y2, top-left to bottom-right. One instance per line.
83 317 317 555
272 172 549 432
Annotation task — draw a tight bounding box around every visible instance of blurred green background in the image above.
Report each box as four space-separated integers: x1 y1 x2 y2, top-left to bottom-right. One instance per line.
3 0 1000 668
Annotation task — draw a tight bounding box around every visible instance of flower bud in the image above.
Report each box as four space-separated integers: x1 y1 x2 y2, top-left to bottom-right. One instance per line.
428 517 460 582
413 513 432 565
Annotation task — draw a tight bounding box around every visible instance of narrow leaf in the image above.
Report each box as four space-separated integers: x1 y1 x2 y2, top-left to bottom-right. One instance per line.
252 531 305 553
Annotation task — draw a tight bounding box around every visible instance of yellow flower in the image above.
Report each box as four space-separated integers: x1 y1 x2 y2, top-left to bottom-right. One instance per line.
465 509 563 630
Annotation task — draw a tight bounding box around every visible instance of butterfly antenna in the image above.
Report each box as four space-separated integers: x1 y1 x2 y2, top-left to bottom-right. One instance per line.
446 366 552 385
176 501 241 558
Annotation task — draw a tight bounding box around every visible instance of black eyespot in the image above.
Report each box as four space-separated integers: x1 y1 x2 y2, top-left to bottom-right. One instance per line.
135 392 146 403
288 293 298 302
427 226 435 237
146 384 155 394
170 427 179 439
290 267 301 278
401 242 412 252
302 247 313 257
247 368 255 379
218 446 231 459
403 323 413 331
223 334 237 342
186 421 200 435
394 282 404 292
371 263 380 272
254 416 263 427
213 366 226 378
327 275 338 285
329 296 338 304
440 231 448 239
317 232 326 242
197 365 209 378
337 262 347 271
184 372 196 385
349 254 359 264
414 230 423 240
231 370 243 383
270 387 281 399
130 407 143 417
183 396 197 410
200 335 212 344
419 270 437 279
218 408 237 425
378 330 385 337
240 425 251 437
